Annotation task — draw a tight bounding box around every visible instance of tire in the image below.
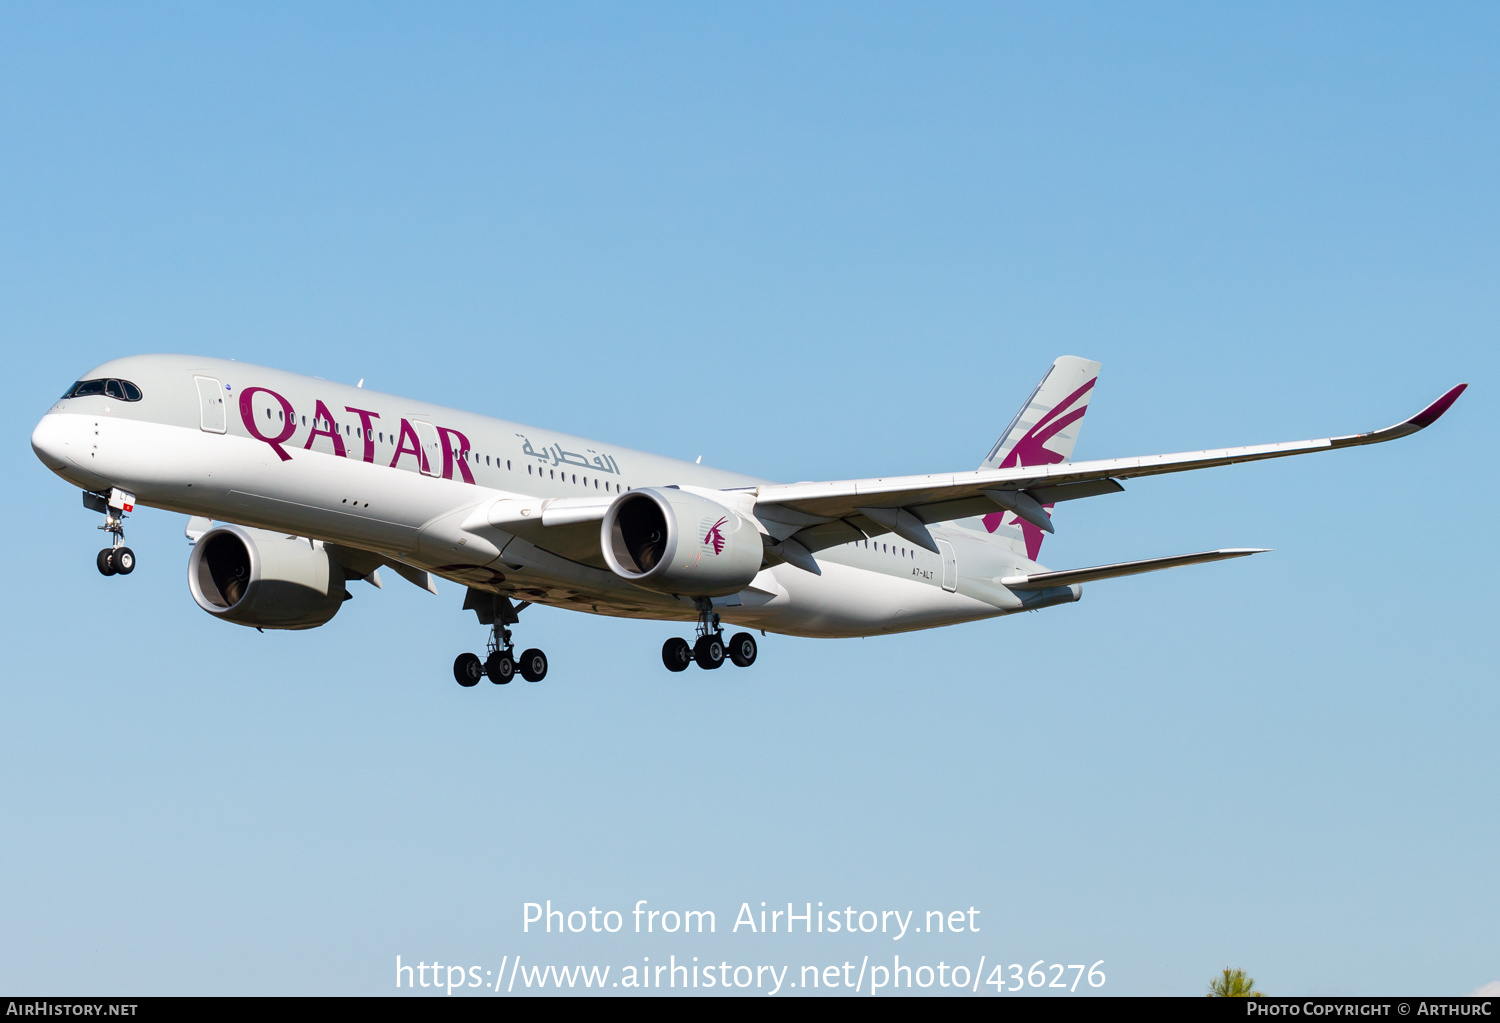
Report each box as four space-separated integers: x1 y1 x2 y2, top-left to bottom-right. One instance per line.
112 547 136 575
453 652 483 687
486 651 515 685
662 637 691 672
519 648 548 683
97 548 117 576
693 634 725 670
728 632 757 667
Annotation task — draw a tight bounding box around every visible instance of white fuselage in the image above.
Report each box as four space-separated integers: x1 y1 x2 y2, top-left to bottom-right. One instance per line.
32 355 1060 638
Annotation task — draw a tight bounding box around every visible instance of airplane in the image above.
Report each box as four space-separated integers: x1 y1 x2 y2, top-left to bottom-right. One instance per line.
30 354 1465 687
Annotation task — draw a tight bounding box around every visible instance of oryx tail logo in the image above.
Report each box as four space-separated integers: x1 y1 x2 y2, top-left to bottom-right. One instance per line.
980 376 1096 560
704 517 729 555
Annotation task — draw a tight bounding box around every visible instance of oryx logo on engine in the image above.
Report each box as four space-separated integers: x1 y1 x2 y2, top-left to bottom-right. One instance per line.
703 516 728 555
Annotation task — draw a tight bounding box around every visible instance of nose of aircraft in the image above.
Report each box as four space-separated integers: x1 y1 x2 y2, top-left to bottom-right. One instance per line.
31 412 79 472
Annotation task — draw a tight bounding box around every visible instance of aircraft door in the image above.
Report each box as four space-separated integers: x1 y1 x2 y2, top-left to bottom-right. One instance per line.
937 539 958 592
412 420 441 477
194 376 227 434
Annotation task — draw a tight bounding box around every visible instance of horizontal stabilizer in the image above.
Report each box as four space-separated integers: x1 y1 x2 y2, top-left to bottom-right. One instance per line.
1000 548 1270 590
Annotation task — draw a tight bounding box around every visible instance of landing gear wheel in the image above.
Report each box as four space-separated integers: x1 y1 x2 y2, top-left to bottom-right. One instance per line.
693 634 725 670
486 651 515 685
97 548 117 576
519 648 548 683
727 632 757 667
662 637 692 672
112 547 135 575
453 652 483 687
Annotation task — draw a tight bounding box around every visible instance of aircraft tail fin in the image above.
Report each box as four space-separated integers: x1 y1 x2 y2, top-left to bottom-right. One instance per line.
977 356 1101 560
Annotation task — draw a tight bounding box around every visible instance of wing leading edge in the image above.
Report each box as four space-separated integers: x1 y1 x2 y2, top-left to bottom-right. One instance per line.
752 383 1468 530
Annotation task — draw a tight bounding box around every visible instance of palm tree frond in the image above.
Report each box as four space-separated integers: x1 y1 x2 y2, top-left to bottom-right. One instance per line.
1207 968 1264 997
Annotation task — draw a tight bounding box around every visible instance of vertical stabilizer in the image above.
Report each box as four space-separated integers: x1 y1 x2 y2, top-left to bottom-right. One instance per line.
981 356 1100 470
976 356 1100 560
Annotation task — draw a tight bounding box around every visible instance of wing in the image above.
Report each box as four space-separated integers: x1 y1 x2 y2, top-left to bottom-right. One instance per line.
751 384 1467 551
454 384 1464 566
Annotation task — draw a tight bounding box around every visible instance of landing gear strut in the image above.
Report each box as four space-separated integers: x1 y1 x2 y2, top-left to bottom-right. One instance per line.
662 602 759 673
89 488 136 576
453 590 547 688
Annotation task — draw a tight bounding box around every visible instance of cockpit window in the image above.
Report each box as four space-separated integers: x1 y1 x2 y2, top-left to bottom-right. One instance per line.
63 379 143 401
63 380 106 398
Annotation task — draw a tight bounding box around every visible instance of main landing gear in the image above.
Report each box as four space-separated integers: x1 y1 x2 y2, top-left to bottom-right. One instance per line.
662 605 758 673
89 488 136 577
454 593 548 689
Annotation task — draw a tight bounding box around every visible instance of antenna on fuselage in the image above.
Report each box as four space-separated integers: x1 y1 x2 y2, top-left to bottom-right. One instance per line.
357 379 364 388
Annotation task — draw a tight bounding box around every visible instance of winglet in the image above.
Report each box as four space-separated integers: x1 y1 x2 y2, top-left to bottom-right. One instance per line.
1333 382 1468 448
1406 383 1467 429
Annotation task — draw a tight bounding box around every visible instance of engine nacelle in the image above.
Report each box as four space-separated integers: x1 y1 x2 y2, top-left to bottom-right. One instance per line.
188 524 346 630
601 488 763 596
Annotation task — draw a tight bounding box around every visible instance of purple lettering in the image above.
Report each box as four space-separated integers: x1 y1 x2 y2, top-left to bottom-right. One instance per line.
304 399 347 457
437 427 476 484
390 418 428 473
238 386 295 462
345 406 381 463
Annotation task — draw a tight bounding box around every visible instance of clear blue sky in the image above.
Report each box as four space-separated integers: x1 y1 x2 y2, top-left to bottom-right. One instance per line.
2 1 1495 996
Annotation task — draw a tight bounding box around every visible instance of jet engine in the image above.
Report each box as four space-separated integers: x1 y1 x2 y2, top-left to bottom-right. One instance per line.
187 524 347 630
601 488 763 596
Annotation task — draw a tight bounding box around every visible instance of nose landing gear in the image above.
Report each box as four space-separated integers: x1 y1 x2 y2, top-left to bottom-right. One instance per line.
453 590 547 689
662 603 759 673
88 488 136 576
